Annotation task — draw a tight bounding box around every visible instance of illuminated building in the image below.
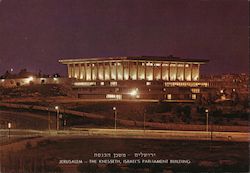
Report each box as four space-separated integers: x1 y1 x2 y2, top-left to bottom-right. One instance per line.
59 55 209 101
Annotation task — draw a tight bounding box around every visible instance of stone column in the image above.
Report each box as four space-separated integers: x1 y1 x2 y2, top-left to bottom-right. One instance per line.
96 62 99 80
84 63 87 81
183 63 186 81
176 63 178 81
128 61 130 80
168 63 171 81
73 64 76 78
109 62 111 80
78 64 81 79
197 64 200 80
122 61 124 80
136 61 139 80
90 64 93 81
115 62 118 80
69 64 72 78
160 62 163 80
103 62 105 80
67 64 71 78
152 62 155 80
190 63 193 81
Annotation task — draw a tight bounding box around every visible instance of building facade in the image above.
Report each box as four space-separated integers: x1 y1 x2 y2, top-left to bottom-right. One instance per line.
59 56 210 101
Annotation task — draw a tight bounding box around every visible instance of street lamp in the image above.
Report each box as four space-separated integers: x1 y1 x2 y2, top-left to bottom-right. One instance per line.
47 107 51 131
143 110 146 134
55 106 59 130
129 88 140 99
7 122 11 139
113 107 117 130
129 90 137 96
28 76 34 82
205 109 209 132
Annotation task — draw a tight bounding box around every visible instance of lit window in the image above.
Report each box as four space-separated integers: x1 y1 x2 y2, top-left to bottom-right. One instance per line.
146 62 153 66
167 94 172 100
191 88 200 93
100 82 104 86
73 82 96 86
221 95 226 100
191 94 196 100
129 88 139 96
106 94 122 100
146 82 151 86
110 81 117 86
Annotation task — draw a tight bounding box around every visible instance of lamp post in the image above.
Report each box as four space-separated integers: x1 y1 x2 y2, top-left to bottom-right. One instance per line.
143 111 146 134
205 109 209 132
47 107 51 131
210 114 213 151
7 122 11 139
113 107 117 130
129 88 139 98
55 106 59 131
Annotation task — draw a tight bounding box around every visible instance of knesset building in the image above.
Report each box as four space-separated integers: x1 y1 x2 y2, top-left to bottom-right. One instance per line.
59 56 209 101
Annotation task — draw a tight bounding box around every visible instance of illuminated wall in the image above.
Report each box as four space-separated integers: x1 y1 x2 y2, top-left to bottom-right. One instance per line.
65 61 201 82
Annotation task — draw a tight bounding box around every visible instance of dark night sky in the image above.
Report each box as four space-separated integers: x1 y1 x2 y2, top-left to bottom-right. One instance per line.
0 0 248 76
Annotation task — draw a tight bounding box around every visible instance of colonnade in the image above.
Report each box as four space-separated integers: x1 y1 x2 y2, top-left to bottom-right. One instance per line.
67 61 200 81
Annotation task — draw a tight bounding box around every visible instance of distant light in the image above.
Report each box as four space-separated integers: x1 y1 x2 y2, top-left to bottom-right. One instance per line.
220 89 224 93
28 76 34 81
10 68 13 72
113 107 116 111
8 122 11 129
55 106 59 110
205 109 209 113
167 94 171 100
129 88 138 96
1 79 5 82
53 77 58 81
232 88 236 92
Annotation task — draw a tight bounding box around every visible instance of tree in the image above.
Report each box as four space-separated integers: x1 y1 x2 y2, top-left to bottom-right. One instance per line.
3 70 11 78
18 69 28 78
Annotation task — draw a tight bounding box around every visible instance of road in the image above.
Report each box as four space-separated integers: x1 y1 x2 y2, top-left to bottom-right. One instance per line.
0 128 248 155
1 128 249 143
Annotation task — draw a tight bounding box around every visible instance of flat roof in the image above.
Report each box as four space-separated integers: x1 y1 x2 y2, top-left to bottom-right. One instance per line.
59 55 209 64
